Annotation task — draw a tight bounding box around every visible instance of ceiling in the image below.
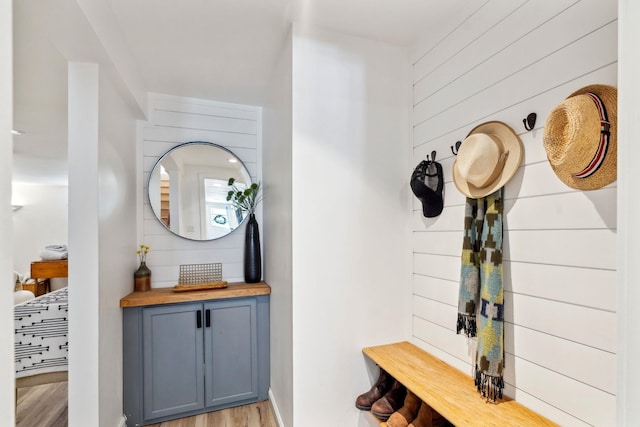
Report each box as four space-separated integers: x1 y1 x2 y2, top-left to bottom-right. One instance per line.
13 0 476 185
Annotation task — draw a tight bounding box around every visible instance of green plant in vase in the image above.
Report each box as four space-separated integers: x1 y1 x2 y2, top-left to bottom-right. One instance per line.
226 177 262 214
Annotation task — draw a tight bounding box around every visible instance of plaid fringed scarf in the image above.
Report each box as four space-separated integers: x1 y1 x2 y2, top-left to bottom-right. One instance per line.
456 188 505 401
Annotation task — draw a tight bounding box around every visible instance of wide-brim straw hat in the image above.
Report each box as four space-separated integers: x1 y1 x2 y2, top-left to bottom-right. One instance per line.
543 84 617 190
452 121 523 198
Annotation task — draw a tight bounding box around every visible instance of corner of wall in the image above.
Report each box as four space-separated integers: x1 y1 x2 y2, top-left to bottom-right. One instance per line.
268 388 285 427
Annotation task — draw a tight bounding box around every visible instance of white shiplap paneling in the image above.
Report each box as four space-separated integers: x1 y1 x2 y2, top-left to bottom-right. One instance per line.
414 21 618 145
413 274 458 306
505 323 615 394
410 1 617 425
413 316 471 372
412 0 527 80
413 0 578 106
506 261 616 311
140 94 261 286
503 352 616 426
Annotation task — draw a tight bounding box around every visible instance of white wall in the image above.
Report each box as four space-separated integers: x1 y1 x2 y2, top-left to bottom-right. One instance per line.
291 25 412 426
97 63 138 427
617 0 640 424
263 28 293 427
410 1 617 425
0 0 14 421
12 182 68 276
67 61 139 427
140 93 262 287
68 61 100 426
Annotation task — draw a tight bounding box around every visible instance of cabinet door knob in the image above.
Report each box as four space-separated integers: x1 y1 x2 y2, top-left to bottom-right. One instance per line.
205 309 211 328
196 310 202 329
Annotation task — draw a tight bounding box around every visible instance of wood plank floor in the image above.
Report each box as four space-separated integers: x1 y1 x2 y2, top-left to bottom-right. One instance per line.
16 382 67 427
146 401 277 427
16 382 278 427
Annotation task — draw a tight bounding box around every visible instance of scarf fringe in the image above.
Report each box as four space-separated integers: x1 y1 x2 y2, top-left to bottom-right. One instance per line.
475 366 504 402
456 313 477 337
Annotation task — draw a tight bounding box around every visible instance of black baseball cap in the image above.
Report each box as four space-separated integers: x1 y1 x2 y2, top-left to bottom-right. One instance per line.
410 160 444 218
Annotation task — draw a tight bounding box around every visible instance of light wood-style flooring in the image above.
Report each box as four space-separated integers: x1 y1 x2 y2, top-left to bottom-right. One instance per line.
16 382 67 427
146 401 277 427
16 382 278 427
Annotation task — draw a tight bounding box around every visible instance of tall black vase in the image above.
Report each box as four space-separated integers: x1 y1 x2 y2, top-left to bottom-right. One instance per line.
244 213 262 283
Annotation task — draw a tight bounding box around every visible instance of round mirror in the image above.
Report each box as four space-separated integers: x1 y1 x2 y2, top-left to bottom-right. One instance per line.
148 141 252 241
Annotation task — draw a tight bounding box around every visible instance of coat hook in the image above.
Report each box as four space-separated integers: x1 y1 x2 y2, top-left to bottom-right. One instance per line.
425 150 437 163
451 141 462 156
523 112 537 131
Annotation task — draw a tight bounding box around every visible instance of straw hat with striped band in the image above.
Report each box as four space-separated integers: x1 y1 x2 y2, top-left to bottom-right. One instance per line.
543 84 617 190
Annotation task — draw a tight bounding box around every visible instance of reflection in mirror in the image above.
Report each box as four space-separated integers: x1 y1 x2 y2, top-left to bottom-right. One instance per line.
148 142 251 241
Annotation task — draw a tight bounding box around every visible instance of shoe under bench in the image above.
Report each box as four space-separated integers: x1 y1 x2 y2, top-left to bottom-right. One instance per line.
362 341 557 427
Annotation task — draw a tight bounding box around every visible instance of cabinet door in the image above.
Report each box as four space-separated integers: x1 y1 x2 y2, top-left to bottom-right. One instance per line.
203 298 258 407
143 303 205 420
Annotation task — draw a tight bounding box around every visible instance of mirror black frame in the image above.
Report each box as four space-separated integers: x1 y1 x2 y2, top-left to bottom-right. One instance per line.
147 141 252 241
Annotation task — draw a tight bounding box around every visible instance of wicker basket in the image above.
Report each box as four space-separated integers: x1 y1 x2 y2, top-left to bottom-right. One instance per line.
22 279 48 297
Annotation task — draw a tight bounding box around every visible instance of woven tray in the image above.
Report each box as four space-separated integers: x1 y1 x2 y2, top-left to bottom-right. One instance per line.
22 279 48 297
172 281 228 292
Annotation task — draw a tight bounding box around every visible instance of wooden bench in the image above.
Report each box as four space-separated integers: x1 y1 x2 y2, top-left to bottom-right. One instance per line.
362 341 558 427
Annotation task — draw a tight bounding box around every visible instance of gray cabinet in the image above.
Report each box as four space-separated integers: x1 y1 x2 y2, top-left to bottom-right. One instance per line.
143 303 205 420
204 298 258 407
123 293 269 426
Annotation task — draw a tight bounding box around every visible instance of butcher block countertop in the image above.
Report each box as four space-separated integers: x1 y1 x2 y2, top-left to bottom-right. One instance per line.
120 281 271 308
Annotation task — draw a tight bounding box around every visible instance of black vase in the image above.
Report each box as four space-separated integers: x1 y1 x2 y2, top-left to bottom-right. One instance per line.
244 213 262 283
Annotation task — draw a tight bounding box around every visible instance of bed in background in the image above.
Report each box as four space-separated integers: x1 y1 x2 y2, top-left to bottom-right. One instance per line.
14 259 68 389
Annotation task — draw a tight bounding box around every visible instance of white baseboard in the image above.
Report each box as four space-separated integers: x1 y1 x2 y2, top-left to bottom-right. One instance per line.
117 415 127 427
269 388 285 427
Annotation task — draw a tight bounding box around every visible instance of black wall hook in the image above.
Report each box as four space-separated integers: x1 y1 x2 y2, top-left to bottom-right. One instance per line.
451 141 462 155
426 150 437 163
523 113 537 131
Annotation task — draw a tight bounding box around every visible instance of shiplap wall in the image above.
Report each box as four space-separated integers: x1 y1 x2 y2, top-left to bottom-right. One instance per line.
141 93 261 287
410 1 617 425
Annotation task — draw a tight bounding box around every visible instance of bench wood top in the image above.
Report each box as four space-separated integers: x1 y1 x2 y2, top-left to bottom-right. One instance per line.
362 341 558 427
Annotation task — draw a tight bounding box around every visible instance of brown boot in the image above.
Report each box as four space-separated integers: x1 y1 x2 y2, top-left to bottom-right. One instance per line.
371 380 407 420
407 401 447 427
355 368 394 410
386 390 421 427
